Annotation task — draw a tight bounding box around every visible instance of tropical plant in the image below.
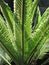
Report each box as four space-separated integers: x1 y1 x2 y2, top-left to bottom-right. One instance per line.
0 0 49 65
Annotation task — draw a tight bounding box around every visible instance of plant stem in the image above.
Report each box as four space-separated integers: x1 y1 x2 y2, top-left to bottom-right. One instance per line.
22 0 24 65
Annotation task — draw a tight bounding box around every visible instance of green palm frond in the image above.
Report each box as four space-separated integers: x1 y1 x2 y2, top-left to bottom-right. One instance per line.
0 42 11 65
25 7 49 62
0 54 11 65
38 39 49 59
0 0 49 65
29 29 49 64
0 14 21 65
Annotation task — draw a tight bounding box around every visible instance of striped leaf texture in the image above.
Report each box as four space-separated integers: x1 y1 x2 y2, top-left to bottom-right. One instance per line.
0 0 49 65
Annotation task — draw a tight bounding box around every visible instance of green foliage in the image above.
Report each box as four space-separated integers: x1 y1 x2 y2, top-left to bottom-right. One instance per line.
0 0 49 65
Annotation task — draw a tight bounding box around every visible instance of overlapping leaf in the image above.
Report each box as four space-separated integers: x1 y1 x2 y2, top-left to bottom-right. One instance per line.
0 0 49 65
26 8 49 64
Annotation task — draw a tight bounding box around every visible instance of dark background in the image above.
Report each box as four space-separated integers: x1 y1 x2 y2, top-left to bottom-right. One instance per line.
3 0 49 65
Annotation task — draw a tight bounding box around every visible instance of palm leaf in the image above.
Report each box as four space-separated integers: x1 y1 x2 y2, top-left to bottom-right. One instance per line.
24 0 39 61
0 54 11 65
24 0 39 36
33 6 41 31
0 0 22 64
14 0 23 23
26 8 49 64
29 29 49 63
0 0 49 65
0 15 21 65
38 39 49 59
